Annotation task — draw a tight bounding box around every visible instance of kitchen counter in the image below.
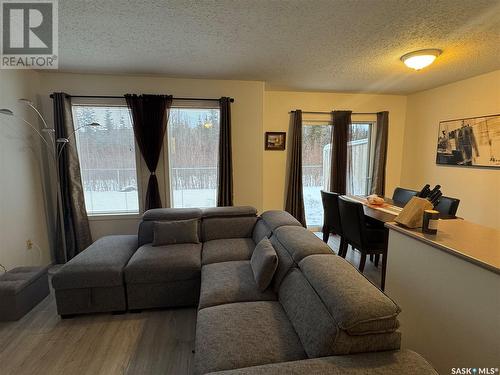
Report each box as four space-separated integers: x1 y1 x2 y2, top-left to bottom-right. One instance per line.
384 219 500 375
385 219 500 274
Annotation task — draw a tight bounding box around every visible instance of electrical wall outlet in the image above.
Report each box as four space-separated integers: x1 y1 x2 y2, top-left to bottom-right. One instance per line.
26 239 33 250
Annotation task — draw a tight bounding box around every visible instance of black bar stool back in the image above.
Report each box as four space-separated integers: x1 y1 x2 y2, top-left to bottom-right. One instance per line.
392 187 418 206
320 191 347 256
338 196 389 291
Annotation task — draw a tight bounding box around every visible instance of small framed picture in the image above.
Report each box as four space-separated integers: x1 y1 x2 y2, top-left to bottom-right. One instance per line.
265 132 286 151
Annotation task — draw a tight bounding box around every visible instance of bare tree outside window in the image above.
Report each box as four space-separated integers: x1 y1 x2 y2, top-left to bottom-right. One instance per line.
168 107 220 208
72 105 139 215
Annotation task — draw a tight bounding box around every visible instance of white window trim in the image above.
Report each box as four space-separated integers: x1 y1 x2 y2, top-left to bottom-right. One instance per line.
71 100 144 218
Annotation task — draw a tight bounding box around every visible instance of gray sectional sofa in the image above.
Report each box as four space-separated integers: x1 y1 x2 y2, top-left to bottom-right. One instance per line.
52 206 437 374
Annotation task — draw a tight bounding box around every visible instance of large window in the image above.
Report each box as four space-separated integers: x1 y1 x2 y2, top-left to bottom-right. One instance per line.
167 106 220 208
73 105 139 215
302 120 374 228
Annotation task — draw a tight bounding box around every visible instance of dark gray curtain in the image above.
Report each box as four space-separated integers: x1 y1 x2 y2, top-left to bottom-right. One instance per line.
53 92 92 263
217 97 234 206
330 110 352 195
285 110 306 227
125 94 173 210
370 111 389 195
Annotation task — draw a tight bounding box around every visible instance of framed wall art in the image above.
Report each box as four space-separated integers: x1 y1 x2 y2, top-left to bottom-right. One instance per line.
436 114 500 168
265 132 286 151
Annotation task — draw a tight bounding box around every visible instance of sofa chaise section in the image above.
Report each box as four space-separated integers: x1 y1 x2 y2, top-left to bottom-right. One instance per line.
51 235 138 316
206 349 438 375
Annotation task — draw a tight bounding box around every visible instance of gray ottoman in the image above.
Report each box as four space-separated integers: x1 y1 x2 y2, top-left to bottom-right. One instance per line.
0 267 49 321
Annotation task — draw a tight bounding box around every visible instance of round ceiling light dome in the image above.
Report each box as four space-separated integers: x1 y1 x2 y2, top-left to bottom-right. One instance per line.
400 49 442 70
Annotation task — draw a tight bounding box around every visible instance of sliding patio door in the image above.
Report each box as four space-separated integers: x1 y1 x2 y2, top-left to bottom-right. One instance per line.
302 120 375 229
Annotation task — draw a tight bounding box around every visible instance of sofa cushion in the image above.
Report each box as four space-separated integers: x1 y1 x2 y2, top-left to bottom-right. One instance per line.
268 226 333 293
252 219 271 244
194 301 306 375
52 235 138 290
125 243 201 284
202 206 257 218
138 208 203 246
279 267 401 357
152 219 200 246
205 349 438 375
202 238 255 265
299 254 400 335
260 210 302 233
274 226 333 262
199 261 276 309
269 234 295 292
279 268 337 357
202 217 258 241
251 238 278 291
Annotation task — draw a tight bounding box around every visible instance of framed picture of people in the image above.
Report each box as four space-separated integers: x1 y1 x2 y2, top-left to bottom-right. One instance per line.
436 114 500 168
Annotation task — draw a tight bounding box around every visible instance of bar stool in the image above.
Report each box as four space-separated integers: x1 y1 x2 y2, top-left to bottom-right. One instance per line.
338 196 389 290
320 191 348 256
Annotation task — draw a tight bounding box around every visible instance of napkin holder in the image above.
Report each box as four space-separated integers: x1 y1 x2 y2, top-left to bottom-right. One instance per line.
394 197 433 229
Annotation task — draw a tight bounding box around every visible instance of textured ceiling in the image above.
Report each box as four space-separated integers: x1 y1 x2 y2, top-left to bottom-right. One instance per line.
56 0 500 94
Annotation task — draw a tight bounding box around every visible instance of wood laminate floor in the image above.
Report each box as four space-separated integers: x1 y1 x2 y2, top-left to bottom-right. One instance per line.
0 287 196 375
0 234 380 375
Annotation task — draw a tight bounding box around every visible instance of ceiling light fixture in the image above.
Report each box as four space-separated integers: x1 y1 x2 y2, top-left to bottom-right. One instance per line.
400 49 442 70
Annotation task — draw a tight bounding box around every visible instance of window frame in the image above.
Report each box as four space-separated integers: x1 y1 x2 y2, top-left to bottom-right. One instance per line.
71 98 143 218
301 115 376 230
162 99 221 209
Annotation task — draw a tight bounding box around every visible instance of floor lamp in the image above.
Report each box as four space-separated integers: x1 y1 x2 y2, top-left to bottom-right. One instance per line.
0 100 100 263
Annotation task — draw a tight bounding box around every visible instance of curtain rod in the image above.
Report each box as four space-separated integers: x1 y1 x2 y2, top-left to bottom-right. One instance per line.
49 94 234 102
289 110 377 115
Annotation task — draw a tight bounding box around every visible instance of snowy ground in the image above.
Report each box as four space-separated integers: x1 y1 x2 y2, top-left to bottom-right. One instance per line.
83 188 216 214
172 189 216 208
303 186 324 227
84 187 322 225
84 191 139 214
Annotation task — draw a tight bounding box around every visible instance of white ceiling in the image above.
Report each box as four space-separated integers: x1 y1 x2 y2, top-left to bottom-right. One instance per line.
57 0 500 94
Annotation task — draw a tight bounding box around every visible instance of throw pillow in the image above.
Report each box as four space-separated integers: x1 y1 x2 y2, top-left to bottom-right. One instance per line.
250 238 278 291
152 219 200 246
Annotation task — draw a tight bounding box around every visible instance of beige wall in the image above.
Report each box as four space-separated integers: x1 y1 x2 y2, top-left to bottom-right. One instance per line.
0 70 51 269
4 69 496 259
37 72 265 238
263 90 407 210
401 70 500 229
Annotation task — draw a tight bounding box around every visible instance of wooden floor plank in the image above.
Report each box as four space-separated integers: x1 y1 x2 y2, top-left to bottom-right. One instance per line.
0 285 196 375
